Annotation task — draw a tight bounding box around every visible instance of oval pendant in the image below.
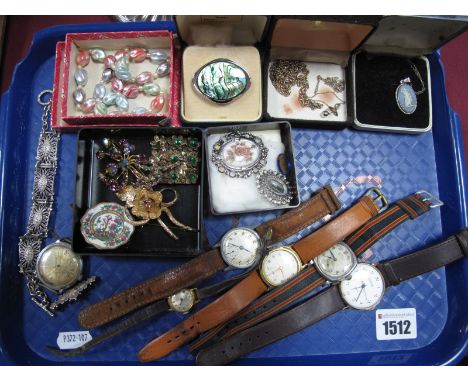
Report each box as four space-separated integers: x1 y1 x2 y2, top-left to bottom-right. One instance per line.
256 170 292 206
396 82 417 115
193 59 250 104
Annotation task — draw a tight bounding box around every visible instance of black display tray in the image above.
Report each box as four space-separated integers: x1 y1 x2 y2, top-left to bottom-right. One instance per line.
72 127 204 257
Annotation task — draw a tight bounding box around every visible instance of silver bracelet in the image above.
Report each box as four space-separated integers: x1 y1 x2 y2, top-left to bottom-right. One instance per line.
18 90 95 316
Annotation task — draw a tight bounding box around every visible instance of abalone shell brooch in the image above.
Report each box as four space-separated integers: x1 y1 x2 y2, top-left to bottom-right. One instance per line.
193 59 250 104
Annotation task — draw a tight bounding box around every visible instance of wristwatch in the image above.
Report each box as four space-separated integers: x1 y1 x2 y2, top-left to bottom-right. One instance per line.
36 240 83 293
195 227 468 365
78 185 341 329
47 272 248 357
137 189 385 362
189 191 438 352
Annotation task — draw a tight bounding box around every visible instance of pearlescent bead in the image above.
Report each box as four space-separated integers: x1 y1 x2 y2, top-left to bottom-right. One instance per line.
72 88 86 104
90 48 106 63
102 68 114 83
75 50 90 67
82 98 97 114
104 55 117 68
132 107 149 114
93 83 107 99
74 68 88 86
149 50 168 64
122 84 140 99
115 58 131 81
115 66 131 81
129 47 147 63
114 50 126 61
156 62 170 77
112 78 124 93
151 93 165 113
102 92 118 106
95 102 108 115
135 71 153 85
115 94 129 112
142 83 160 96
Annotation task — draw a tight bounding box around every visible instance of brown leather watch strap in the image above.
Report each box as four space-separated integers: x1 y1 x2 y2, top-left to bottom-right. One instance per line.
195 228 468 365
255 184 340 242
78 248 226 329
292 194 379 263
138 271 267 362
78 185 341 330
136 194 380 362
377 228 468 287
195 285 346 365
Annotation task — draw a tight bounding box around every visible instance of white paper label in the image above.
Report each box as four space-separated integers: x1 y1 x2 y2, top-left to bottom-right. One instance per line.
57 331 92 350
375 308 417 340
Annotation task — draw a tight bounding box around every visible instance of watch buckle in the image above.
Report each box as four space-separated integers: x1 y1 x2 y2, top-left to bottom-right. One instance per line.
366 187 389 212
416 190 444 209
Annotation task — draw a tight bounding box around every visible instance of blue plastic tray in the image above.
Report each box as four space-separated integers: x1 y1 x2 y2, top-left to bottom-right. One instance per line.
0 21 467 366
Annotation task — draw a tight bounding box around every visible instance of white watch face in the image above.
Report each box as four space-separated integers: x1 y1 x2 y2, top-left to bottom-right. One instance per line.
168 289 196 313
260 247 302 287
339 263 385 310
221 228 261 269
315 243 357 281
36 242 82 291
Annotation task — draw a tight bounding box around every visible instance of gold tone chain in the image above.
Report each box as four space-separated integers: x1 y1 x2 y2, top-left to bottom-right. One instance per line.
269 60 346 117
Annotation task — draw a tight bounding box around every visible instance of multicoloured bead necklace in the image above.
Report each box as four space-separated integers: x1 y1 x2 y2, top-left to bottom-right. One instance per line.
72 47 170 116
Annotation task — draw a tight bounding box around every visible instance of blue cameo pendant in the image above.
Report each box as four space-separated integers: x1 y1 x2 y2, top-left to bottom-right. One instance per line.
395 81 417 115
193 59 250 104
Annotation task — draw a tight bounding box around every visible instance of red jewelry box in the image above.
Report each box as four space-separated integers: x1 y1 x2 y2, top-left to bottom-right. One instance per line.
51 30 181 131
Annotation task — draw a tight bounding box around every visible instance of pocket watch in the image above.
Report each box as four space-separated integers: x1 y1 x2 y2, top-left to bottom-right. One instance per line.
35 240 83 292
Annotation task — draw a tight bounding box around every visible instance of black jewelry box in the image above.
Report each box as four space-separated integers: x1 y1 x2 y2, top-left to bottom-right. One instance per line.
351 16 468 134
262 16 379 129
72 127 205 257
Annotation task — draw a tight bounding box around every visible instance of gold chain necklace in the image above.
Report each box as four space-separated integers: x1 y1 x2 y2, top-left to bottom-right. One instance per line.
269 60 346 117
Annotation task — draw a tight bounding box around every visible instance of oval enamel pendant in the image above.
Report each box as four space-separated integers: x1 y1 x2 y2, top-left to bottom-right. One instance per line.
211 130 268 178
396 82 417 114
193 59 250 103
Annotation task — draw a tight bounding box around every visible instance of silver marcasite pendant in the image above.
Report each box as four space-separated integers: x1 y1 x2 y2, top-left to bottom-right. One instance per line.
256 170 293 206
